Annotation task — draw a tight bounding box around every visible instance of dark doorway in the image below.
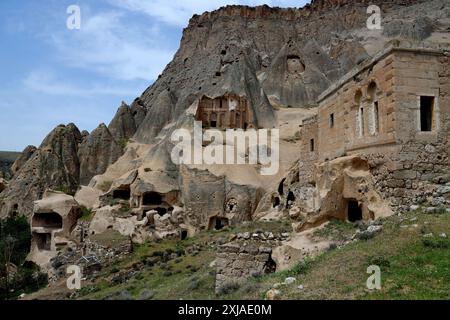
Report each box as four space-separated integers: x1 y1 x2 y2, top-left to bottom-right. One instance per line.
112 188 130 200
263 257 277 274
142 192 163 206
181 230 188 240
347 200 363 222
32 212 63 229
278 178 286 195
273 197 280 208
209 217 229 230
420 96 434 132
210 121 217 128
286 191 296 209
154 207 168 216
34 233 51 251
287 191 296 202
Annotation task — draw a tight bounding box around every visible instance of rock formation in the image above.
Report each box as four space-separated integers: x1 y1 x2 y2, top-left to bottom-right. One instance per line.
0 124 82 217
78 123 124 186
1 0 449 288
10 145 37 175
27 190 81 273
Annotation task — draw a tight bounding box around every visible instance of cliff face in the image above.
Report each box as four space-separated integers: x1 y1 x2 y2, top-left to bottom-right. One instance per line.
0 102 142 217
1 0 447 218
133 0 431 143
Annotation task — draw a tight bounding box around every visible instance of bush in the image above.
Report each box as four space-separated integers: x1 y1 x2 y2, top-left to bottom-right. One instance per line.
367 256 391 268
0 217 48 300
98 181 113 192
79 207 93 221
422 237 449 249
217 281 241 295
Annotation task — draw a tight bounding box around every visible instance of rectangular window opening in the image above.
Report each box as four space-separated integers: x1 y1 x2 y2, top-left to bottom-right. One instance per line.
358 107 365 137
374 101 379 134
420 96 435 132
310 139 315 152
329 113 334 128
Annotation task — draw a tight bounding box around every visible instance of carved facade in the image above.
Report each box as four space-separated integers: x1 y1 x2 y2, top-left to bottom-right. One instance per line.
195 94 254 129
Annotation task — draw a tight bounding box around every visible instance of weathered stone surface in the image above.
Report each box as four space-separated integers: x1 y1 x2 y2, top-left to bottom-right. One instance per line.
78 124 124 186
0 124 82 218
108 102 137 143
10 145 37 175
215 242 274 293
28 190 81 271
132 0 436 143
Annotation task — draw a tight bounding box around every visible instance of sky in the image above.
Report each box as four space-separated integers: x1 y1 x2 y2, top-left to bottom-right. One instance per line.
0 0 310 151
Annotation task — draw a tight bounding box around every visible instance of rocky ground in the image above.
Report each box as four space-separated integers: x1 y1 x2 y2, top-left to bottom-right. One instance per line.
23 204 449 300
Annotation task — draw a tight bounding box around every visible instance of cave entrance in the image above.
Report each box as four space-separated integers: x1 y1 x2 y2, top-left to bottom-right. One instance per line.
273 197 280 208
154 207 168 216
112 188 130 200
32 212 63 229
180 230 188 240
286 191 296 208
209 217 229 230
263 257 277 274
33 232 51 251
142 192 163 206
347 200 363 222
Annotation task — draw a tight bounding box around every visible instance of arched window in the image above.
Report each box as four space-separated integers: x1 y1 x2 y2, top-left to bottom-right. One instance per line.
355 90 364 137
367 82 379 135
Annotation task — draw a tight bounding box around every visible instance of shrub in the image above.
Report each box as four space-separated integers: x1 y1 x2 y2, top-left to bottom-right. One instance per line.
217 281 241 295
98 181 113 192
422 237 449 249
367 256 391 268
79 207 93 221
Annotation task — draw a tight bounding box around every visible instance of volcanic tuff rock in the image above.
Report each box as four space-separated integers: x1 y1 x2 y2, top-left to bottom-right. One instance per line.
2 0 448 219
108 101 138 143
0 151 21 179
0 124 82 217
78 123 124 186
10 145 37 175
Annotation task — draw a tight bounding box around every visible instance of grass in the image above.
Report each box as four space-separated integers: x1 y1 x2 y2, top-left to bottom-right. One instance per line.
98 181 113 192
79 207 94 222
312 218 358 243
64 211 450 300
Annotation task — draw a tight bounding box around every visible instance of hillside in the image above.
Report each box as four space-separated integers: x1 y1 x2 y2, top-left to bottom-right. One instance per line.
24 206 449 300
0 151 20 179
2 0 450 302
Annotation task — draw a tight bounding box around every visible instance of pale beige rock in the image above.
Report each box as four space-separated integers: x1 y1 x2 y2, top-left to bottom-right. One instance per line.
28 190 80 270
74 186 102 209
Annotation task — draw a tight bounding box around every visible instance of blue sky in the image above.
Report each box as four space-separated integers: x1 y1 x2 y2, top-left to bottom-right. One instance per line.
0 0 309 151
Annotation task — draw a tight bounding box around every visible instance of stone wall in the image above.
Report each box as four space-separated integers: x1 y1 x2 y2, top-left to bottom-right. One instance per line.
216 238 285 293
365 52 450 209
297 46 450 211
298 115 318 186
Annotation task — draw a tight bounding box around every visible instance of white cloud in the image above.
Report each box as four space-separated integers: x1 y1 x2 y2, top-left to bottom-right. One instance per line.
51 10 175 81
23 70 139 96
110 0 309 27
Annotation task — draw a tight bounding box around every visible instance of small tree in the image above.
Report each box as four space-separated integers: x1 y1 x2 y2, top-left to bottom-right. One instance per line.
2 235 16 300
